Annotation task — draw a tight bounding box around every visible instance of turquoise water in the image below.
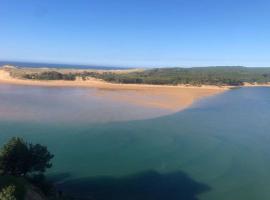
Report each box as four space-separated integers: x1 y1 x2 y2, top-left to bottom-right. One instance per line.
1 85 270 199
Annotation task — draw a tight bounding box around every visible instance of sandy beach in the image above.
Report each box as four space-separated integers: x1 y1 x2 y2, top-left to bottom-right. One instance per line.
0 68 229 111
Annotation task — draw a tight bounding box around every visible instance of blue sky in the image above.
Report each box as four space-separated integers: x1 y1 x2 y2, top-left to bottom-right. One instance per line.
0 0 270 67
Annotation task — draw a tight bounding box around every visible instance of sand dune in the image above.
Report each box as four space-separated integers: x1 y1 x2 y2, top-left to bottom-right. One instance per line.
0 69 229 111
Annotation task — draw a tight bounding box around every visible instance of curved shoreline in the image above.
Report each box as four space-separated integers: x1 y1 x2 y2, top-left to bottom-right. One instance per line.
0 69 229 111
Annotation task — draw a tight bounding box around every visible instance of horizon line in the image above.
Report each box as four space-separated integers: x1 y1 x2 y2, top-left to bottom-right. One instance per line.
1 59 270 69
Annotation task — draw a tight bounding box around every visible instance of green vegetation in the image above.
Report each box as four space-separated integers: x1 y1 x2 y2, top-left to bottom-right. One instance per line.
23 71 76 81
20 66 270 86
0 177 26 200
0 137 54 176
0 185 16 200
87 67 270 86
0 137 55 200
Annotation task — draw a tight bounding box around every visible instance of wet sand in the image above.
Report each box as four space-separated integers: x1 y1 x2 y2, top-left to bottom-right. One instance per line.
0 69 229 111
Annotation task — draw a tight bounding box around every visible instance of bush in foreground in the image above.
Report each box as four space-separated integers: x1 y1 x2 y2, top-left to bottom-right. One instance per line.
0 137 54 177
0 185 16 200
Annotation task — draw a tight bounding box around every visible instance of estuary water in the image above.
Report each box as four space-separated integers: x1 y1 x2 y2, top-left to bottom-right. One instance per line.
0 85 270 200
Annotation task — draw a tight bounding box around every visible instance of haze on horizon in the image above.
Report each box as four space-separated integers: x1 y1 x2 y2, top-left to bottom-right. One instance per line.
1 0 270 67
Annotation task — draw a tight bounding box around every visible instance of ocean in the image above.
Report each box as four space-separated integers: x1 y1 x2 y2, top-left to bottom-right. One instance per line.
0 61 131 70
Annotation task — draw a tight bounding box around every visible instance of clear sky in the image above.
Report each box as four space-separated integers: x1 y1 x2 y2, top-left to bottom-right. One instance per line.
1 0 270 67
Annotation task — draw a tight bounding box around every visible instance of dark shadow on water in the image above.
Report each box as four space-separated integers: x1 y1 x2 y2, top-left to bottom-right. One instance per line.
52 170 210 200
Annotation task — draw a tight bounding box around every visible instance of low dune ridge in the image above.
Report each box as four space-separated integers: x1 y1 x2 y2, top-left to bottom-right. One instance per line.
0 67 229 111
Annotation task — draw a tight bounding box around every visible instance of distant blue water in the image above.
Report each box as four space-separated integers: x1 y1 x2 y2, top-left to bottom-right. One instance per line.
1 86 270 200
0 60 132 70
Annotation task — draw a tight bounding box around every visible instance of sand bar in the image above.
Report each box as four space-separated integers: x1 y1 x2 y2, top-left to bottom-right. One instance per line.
0 68 229 111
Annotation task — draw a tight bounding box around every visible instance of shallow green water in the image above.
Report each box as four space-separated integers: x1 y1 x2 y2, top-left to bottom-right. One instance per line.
1 85 270 199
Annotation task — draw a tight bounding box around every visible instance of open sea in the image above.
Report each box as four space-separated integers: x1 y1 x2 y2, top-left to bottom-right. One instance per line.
0 85 270 200
0 61 131 70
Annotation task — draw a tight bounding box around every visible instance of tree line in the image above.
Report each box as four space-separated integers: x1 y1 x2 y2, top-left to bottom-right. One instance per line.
23 71 76 81
88 67 270 86
22 66 270 86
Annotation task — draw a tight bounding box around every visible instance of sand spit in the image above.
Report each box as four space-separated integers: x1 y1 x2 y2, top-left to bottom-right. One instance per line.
0 68 229 111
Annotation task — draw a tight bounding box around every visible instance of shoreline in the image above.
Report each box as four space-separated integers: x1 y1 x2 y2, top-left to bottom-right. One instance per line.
0 68 231 89
0 69 229 111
